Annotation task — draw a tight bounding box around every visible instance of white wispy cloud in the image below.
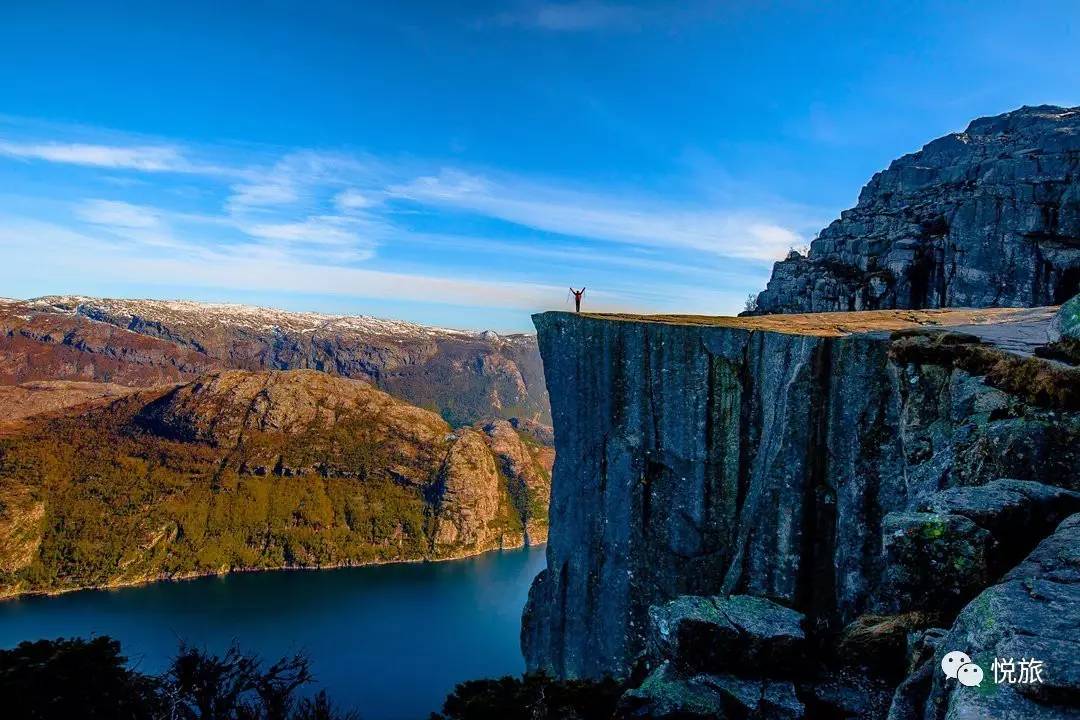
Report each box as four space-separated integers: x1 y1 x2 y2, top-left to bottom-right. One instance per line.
0 215 562 311
389 169 814 261
227 181 299 209
223 151 380 214
72 199 192 252
0 140 187 171
0 117 820 318
1 121 816 264
242 216 378 261
76 199 161 228
73 197 379 264
335 188 376 211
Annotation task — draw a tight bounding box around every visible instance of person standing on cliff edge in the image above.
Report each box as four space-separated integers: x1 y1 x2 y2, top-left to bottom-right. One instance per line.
570 287 585 312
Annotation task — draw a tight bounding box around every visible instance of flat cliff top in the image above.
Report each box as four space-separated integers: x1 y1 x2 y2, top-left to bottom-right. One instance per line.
548 306 1059 354
575 306 1052 334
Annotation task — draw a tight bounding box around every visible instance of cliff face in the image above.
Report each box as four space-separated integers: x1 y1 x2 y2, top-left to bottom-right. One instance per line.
754 106 1080 314
0 369 551 598
523 309 1080 682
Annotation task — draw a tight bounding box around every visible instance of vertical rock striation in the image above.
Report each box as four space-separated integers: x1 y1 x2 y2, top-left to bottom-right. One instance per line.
523 310 1080 681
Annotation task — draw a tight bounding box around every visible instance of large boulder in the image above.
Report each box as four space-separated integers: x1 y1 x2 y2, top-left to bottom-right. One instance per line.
881 512 993 613
882 480 1080 613
648 595 806 677
1050 293 1080 342
617 661 803 720
886 513 1080 719
1040 294 1080 364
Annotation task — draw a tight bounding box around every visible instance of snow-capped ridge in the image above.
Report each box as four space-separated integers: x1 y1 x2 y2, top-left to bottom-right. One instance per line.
26 295 509 340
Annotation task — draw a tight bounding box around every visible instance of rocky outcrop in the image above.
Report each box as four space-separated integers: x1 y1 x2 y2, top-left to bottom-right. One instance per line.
480 419 553 544
754 106 1080 314
880 480 1080 615
619 594 809 717
647 595 806 679
523 308 1080 695
432 429 506 550
617 661 804 720
0 369 549 597
1050 293 1080 341
888 513 1080 719
0 296 549 427
1044 293 1080 365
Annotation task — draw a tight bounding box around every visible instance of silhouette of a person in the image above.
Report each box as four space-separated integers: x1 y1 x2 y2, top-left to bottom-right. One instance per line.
570 287 585 313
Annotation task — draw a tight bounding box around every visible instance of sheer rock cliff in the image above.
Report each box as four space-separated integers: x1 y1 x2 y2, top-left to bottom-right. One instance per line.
523 307 1079 717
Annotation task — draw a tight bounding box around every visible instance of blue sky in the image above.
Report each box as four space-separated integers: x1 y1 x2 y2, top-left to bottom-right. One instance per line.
1 1 1077 330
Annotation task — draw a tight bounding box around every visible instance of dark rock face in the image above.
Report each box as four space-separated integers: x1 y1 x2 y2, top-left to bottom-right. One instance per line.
881 512 993 615
648 595 806 677
887 513 1080 719
523 312 1080 682
616 662 804 720
755 106 1080 314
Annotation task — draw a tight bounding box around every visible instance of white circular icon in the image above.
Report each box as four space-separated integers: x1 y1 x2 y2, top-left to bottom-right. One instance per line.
941 650 972 679
957 662 984 687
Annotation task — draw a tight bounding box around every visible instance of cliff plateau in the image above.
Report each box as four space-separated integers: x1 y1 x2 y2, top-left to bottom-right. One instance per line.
524 306 1079 718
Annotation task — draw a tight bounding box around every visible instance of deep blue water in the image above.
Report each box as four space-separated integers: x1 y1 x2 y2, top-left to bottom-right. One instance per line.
0 545 547 720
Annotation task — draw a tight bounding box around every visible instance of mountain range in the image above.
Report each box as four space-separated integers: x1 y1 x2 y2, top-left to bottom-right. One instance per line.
0 296 549 427
0 297 553 597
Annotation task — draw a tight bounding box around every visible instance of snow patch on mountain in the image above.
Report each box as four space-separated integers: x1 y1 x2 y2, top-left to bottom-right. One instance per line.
25 296 511 340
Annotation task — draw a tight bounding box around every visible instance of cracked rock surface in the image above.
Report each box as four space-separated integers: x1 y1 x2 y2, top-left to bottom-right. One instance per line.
754 106 1080 315
886 513 1080 719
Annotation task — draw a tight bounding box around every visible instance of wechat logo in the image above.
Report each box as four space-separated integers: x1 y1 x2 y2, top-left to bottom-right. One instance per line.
942 650 984 687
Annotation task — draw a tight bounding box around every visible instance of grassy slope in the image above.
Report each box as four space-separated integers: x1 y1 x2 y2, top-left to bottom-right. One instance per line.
0 379 548 598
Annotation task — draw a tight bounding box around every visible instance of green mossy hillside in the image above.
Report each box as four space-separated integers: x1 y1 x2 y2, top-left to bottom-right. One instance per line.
0 370 550 597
